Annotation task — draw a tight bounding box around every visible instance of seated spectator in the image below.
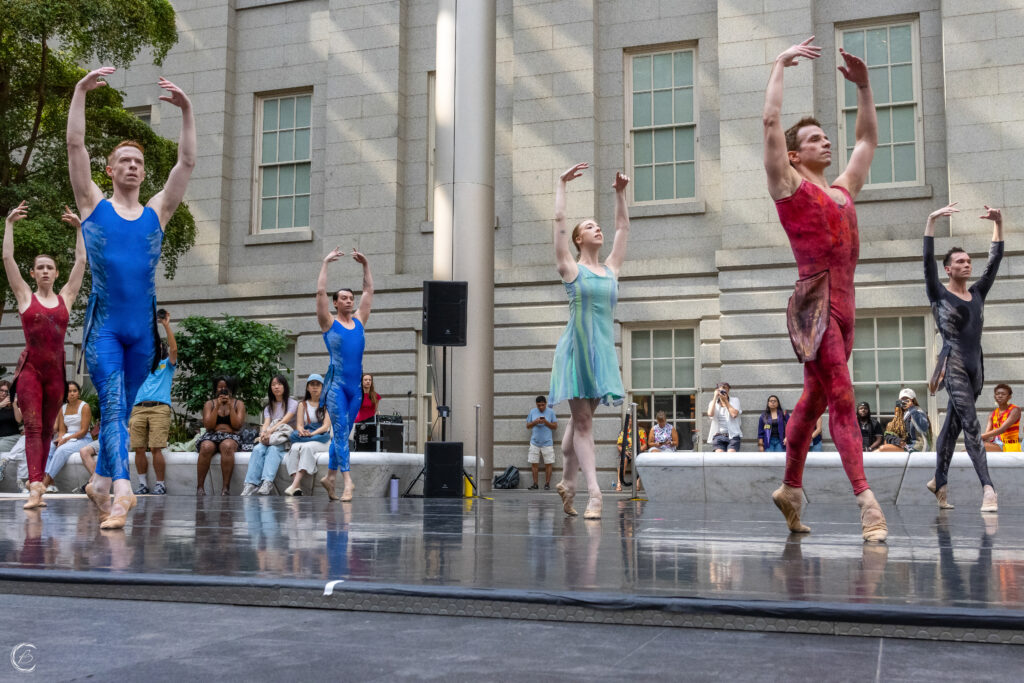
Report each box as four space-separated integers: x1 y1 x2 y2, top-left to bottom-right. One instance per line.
982 383 1020 452
131 308 177 495
284 374 332 496
196 376 247 496
241 374 297 496
614 414 646 492
0 380 22 454
648 411 679 453
878 403 908 452
810 415 824 452
757 395 788 452
707 382 742 452
900 389 931 453
42 381 92 492
355 373 380 424
71 422 102 493
857 402 883 452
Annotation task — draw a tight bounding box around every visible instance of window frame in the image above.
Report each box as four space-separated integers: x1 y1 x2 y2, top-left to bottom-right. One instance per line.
835 18 924 190
850 313 935 424
623 42 700 207
251 87 314 235
623 325 701 451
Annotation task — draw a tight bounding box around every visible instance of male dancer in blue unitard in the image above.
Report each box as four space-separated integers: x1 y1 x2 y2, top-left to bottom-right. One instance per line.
68 67 196 529
315 247 374 502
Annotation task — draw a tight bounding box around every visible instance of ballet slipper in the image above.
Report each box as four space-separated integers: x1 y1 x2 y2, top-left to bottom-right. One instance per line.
925 478 954 510
772 484 810 533
99 493 138 530
857 489 888 543
85 482 111 522
980 487 998 513
583 494 602 520
340 481 354 503
319 476 339 501
23 481 47 510
555 481 577 516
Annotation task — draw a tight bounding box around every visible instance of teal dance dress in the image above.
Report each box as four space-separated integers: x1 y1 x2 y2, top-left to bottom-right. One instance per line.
548 265 625 406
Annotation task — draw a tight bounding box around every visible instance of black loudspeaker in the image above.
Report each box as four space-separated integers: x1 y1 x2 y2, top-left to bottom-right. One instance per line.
424 441 463 498
423 280 468 347
353 422 404 452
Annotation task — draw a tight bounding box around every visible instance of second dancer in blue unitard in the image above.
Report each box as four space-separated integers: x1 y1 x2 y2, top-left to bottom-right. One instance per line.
315 247 374 502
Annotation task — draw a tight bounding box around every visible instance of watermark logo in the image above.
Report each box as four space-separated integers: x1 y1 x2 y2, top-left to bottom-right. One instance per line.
10 643 37 673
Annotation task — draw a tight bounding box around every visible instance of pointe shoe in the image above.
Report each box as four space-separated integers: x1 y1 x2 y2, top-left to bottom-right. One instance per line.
319 477 339 501
858 490 888 543
555 482 577 516
23 481 47 510
340 482 354 503
925 479 954 510
99 493 138 530
583 495 602 520
772 485 810 533
981 488 998 513
85 482 111 522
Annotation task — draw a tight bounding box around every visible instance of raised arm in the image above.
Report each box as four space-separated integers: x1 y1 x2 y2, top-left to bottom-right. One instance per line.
67 69 112 216
764 38 820 201
604 172 631 276
160 311 178 365
59 206 87 311
201 400 218 431
833 50 877 199
148 79 197 228
3 202 33 311
975 206 1005 300
316 248 343 332
352 250 374 325
923 203 958 302
554 163 587 282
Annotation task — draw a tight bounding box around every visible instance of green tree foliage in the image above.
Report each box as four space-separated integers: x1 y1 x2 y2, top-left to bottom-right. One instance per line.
172 316 294 417
0 0 194 323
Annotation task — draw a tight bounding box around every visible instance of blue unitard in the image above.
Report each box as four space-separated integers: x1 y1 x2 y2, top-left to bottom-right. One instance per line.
321 319 365 472
82 199 162 481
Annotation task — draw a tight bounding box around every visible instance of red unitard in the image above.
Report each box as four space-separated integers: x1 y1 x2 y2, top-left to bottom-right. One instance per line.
12 295 69 483
776 180 868 494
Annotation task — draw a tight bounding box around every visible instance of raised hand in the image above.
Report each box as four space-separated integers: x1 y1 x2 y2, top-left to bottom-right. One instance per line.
612 171 630 192
980 205 1002 223
351 249 367 265
323 247 344 263
77 67 115 91
5 200 27 225
778 37 821 68
61 205 81 229
560 162 589 183
928 202 960 222
157 77 192 110
837 48 869 86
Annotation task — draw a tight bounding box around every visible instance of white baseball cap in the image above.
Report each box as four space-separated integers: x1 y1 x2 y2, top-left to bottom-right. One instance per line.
898 388 917 401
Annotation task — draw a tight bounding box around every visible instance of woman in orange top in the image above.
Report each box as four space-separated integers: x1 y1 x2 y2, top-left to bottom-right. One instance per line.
982 383 1020 452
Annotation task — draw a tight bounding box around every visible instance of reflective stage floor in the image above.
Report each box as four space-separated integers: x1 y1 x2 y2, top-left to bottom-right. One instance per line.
1 493 1022 643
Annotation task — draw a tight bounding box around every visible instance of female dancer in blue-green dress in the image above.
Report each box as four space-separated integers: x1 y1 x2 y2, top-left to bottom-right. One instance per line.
549 162 630 520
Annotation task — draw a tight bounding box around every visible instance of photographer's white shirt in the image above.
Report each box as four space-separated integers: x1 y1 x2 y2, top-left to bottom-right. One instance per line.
707 395 743 443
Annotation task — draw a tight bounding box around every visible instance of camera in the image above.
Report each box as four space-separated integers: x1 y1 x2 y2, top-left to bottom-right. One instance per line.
218 387 231 397
157 308 168 321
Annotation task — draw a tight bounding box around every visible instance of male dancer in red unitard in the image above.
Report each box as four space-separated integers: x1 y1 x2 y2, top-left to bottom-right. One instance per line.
762 37 887 541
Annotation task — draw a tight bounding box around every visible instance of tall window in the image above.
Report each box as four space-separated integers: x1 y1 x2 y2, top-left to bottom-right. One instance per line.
626 46 697 203
851 316 929 420
629 329 698 449
255 91 312 232
837 21 922 187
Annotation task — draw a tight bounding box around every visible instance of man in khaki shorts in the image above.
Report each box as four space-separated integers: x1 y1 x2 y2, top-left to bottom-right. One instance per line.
130 309 177 495
526 395 557 490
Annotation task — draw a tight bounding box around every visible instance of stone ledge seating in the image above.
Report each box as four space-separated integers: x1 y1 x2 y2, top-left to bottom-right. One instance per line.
0 450 481 498
637 451 1024 507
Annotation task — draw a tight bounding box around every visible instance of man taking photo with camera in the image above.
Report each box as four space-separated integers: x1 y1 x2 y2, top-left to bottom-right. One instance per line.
707 383 742 452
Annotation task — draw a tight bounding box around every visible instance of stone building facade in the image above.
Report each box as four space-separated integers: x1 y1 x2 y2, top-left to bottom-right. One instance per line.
3 0 1022 483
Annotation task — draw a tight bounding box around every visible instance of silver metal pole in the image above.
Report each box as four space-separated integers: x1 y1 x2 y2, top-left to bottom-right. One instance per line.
474 403 480 497
630 402 638 499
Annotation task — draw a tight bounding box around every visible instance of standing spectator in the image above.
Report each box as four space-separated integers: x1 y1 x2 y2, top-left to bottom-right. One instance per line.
42 381 93 492
614 415 646 492
354 373 380 424
242 374 298 496
283 374 332 496
809 416 824 452
647 411 679 452
130 309 177 495
196 376 247 495
526 395 557 490
982 384 1020 452
0 381 23 459
857 402 884 452
707 382 742 452
758 395 788 452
